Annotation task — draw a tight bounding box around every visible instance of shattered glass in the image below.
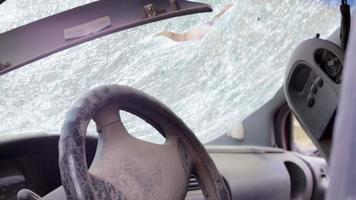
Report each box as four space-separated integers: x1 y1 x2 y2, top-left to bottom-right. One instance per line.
0 0 340 143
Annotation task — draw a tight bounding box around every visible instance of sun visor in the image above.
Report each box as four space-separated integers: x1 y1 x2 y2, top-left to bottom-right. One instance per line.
0 0 211 75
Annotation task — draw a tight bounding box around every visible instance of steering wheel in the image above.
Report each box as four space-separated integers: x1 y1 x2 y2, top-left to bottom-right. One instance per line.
58 85 230 200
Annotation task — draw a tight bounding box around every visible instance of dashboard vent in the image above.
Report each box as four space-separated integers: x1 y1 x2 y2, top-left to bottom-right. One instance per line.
188 174 200 191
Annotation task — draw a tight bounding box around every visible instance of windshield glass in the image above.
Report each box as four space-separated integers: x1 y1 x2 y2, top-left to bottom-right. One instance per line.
0 0 341 143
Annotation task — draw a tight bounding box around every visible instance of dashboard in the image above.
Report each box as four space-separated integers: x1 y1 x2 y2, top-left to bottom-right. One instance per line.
0 134 328 200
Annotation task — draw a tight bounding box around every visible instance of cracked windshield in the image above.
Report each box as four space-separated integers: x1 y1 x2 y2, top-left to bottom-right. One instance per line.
0 0 342 143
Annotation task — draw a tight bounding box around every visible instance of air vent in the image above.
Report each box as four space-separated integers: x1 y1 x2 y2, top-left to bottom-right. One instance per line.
284 161 307 199
188 174 200 191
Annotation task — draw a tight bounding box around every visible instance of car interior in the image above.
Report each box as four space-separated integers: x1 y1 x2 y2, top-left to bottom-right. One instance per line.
0 0 354 199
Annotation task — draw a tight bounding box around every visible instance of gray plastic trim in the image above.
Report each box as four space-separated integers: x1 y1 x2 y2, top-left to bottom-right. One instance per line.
326 12 356 200
284 38 344 158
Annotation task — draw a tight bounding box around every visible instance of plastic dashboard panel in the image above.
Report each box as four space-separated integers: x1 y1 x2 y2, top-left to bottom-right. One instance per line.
187 146 316 200
284 38 344 157
0 135 328 200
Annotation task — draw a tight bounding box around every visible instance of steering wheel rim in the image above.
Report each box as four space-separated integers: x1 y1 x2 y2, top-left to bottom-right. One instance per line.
59 85 230 200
